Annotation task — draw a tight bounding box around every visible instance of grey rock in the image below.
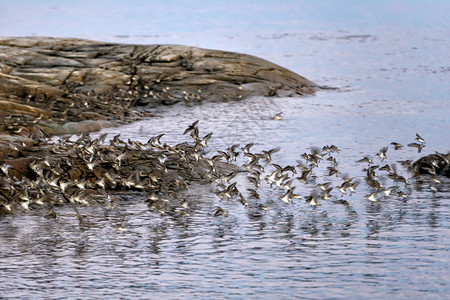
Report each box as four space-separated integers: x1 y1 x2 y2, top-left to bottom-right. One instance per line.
0 36 318 137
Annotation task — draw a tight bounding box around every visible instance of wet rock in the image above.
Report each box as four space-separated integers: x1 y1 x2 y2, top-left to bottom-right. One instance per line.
412 152 450 177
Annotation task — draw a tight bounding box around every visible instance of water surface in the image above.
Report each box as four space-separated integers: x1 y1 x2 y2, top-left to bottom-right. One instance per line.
0 1 449 299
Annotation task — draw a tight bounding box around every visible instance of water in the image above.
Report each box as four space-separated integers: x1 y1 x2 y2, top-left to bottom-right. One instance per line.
1 1 450 299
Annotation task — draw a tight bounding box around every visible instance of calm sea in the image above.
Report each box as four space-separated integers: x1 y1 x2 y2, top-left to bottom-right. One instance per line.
0 1 449 299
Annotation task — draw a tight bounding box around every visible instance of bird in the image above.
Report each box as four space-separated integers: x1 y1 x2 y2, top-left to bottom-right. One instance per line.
183 120 199 135
247 175 260 188
296 169 312 184
280 187 301 203
213 206 228 217
272 112 283 120
383 186 399 197
327 166 340 176
317 182 332 191
196 132 213 148
333 199 350 207
322 145 341 153
305 191 319 206
321 187 333 200
365 191 378 202
258 204 268 211
261 147 280 164
237 193 249 207
241 143 254 154
226 144 240 159
265 169 281 185
407 143 425 153
247 188 261 199
415 133 425 144
396 191 408 199
356 156 373 164
0 164 11 176
375 146 388 161
379 164 393 174
390 142 403 150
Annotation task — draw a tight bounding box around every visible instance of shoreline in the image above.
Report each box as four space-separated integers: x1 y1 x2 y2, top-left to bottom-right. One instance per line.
0 36 319 150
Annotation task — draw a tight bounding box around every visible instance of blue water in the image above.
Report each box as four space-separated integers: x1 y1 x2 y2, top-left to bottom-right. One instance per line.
0 1 449 299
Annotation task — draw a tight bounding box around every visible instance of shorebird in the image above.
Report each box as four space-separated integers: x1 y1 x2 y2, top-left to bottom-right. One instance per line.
356 156 373 164
379 164 393 174
265 169 281 185
326 156 338 166
183 120 199 135
333 199 350 207
0 164 11 176
415 133 425 144
213 206 228 217
226 144 240 162
237 193 249 207
348 180 360 194
390 142 403 150
317 182 332 191
258 204 268 211
272 112 283 120
407 142 425 153
217 150 231 162
261 147 280 165
396 191 408 199
247 175 260 188
196 132 213 148
322 145 341 153
296 169 312 184
274 173 288 188
365 191 378 202
242 143 254 154
281 178 294 190
247 188 261 199
321 187 333 200
376 146 388 161
280 189 294 203
336 182 348 195
383 186 399 197
305 191 319 206
220 171 238 184
215 182 238 199
327 166 340 176
281 165 297 175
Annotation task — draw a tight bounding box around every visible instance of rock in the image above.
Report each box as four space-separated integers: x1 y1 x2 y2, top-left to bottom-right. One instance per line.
0 36 318 160
412 153 450 177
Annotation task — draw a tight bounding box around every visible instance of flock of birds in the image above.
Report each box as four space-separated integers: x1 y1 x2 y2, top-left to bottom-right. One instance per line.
209 131 444 216
0 119 447 220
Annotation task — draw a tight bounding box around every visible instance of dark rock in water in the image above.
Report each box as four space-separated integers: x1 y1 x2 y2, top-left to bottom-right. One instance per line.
412 153 450 177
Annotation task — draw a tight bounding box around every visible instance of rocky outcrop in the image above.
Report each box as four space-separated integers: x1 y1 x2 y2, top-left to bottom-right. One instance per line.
0 36 318 138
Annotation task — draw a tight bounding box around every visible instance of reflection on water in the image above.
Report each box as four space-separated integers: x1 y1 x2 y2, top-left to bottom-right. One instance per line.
1 0 450 298
0 92 449 299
